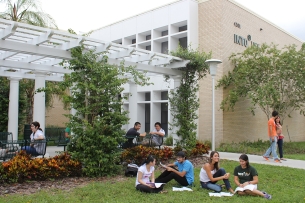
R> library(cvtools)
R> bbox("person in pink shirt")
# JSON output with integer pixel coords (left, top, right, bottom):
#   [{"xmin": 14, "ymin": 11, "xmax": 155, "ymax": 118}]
[{"xmin": 275, "ymin": 116, "xmax": 286, "ymax": 161}]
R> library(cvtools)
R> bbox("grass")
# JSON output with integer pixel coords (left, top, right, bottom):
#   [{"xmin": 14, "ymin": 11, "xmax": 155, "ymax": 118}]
[
  {"xmin": 2, "ymin": 159, "xmax": 305, "ymax": 203},
  {"xmin": 217, "ymin": 140, "xmax": 305, "ymax": 160}
]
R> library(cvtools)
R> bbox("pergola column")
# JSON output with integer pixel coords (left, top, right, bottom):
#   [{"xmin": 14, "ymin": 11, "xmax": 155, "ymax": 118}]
[
  {"xmin": 33, "ymin": 72, "xmax": 46, "ymax": 132},
  {"xmin": 128, "ymin": 81, "xmax": 138, "ymax": 128},
  {"xmin": 169, "ymin": 75, "xmax": 181, "ymax": 144},
  {"xmin": 8, "ymin": 77, "xmax": 21, "ymax": 140}
]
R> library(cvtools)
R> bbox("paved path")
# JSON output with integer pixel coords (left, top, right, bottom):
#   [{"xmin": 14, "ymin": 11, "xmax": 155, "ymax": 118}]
[
  {"xmin": 44, "ymin": 147, "xmax": 305, "ymax": 170},
  {"xmin": 218, "ymin": 152, "xmax": 305, "ymax": 170}
]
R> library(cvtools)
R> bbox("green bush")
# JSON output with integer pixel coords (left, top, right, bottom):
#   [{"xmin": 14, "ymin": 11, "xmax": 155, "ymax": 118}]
[{"xmin": 164, "ymin": 135, "xmax": 173, "ymax": 146}]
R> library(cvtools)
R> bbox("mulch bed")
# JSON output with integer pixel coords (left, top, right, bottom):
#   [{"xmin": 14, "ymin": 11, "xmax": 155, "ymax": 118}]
[{"xmin": 0, "ymin": 155, "xmax": 209, "ymax": 196}]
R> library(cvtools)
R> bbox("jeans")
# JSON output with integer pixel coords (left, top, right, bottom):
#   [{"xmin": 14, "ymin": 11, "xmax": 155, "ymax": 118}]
[
  {"xmin": 21, "ymin": 146, "xmax": 39, "ymax": 156},
  {"xmin": 200, "ymin": 168, "xmax": 232, "ymax": 192},
  {"xmin": 277, "ymin": 138, "xmax": 284, "ymax": 158},
  {"xmin": 155, "ymin": 167, "xmax": 189, "ymax": 186},
  {"xmin": 263, "ymin": 137, "xmax": 279, "ymax": 160}
]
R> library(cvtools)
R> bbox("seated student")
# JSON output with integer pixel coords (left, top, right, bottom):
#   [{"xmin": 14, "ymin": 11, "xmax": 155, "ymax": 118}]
[
  {"xmin": 141, "ymin": 122, "xmax": 165, "ymax": 146},
  {"xmin": 123, "ymin": 122, "xmax": 146, "ymax": 149},
  {"xmin": 64, "ymin": 127, "xmax": 71, "ymax": 143},
  {"xmin": 21, "ymin": 121, "xmax": 46, "ymax": 156},
  {"xmin": 0, "ymin": 148, "xmax": 8, "ymax": 157},
  {"xmin": 234, "ymin": 154, "xmax": 272, "ymax": 200},
  {"xmin": 135, "ymin": 155, "xmax": 167, "ymax": 193},
  {"xmin": 200, "ymin": 151, "xmax": 234, "ymax": 193},
  {"xmin": 155, "ymin": 151, "xmax": 194, "ymax": 186}
]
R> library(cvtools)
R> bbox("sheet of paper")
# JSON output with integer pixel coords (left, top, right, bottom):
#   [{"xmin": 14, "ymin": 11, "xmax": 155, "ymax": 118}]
[
  {"xmin": 172, "ymin": 187, "xmax": 193, "ymax": 191},
  {"xmin": 160, "ymin": 162, "xmax": 167, "ymax": 168}
]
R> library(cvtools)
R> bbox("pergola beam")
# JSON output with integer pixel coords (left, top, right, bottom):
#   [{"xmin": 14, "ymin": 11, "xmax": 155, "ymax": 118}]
[
  {"xmin": 0, "ymin": 60, "xmax": 72, "ymax": 74},
  {"xmin": 0, "ymin": 70, "xmax": 63, "ymax": 81}
]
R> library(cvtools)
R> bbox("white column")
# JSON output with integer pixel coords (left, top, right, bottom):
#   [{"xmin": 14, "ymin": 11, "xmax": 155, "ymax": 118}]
[
  {"xmin": 33, "ymin": 72, "xmax": 46, "ymax": 132},
  {"xmin": 128, "ymin": 81, "xmax": 138, "ymax": 128},
  {"xmin": 8, "ymin": 77, "xmax": 21, "ymax": 140},
  {"xmin": 169, "ymin": 75, "xmax": 181, "ymax": 145}
]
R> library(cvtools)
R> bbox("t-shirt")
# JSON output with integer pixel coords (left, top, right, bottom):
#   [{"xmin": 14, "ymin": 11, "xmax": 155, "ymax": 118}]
[
  {"xmin": 126, "ymin": 128, "xmax": 140, "ymax": 137},
  {"xmin": 30, "ymin": 130, "xmax": 46, "ymax": 154},
  {"xmin": 151, "ymin": 128, "xmax": 165, "ymax": 145},
  {"xmin": 268, "ymin": 118, "xmax": 276, "ymax": 137},
  {"xmin": 234, "ymin": 165, "xmax": 258, "ymax": 184},
  {"xmin": 65, "ymin": 127, "xmax": 71, "ymax": 142},
  {"xmin": 135, "ymin": 164, "xmax": 154, "ymax": 186},
  {"xmin": 174, "ymin": 160, "xmax": 194, "ymax": 185}
]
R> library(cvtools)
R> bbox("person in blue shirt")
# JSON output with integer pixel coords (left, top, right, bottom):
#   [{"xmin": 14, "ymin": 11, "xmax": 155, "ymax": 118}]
[{"xmin": 155, "ymin": 151, "xmax": 194, "ymax": 186}]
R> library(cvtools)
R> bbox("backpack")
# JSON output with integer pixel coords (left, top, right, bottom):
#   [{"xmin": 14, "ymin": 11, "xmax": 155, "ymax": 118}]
[{"xmin": 125, "ymin": 164, "xmax": 139, "ymax": 177}]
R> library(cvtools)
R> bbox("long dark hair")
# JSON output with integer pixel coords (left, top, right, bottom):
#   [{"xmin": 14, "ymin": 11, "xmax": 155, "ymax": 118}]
[
  {"xmin": 209, "ymin": 151, "xmax": 219, "ymax": 171},
  {"xmin": 32, "ymin": 121, "xmax": 43, "ymax": 132},
  {"xmin": 239, "ymin": 154, "xmax": 250, "ymax": 168},
  {"xmin": 275, "ymin": 116, "xmax": 281, "ymax": 125},
  {"xmin": 142, "ymin": 155, "xmax": 155, "ymax": 165}
]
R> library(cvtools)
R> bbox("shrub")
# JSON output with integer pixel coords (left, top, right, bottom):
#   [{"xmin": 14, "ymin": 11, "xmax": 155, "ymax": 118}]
[
  {"xmin": 173, "ymin": 140, "xmax": 209, "ymax": 157},
  {"xmin": 0, "ymin": 151, "xmax": 82, "ymax": 183},
  {"xmin": 164, "ymin": 135, "xmax": 173, "ymax": 146},
  {"xmin": 121, "ymin": 145, "xmax": 174, "ymax": 165}
]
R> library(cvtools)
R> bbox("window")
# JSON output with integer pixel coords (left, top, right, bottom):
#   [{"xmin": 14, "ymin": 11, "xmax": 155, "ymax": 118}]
[
  {"xmin": 132, "ymin": 39, "xmax": 136, "ymax": 44},
  {"xmin": 145, "ymin": 92, "xmax": 151, "ymax": 101},
  {"xmin": 161, "ymin": 91, "xmax": 168, "ymax": 100},
  {"xmin": 161, "ymin": 41, "xmax": 168, "ymax": 54},
  {"xmin": 179, "ymin": 25, "xmax": 187, "ymax": 32},
  {"xmin": 161, "ymin": 103, "xmax": 168, "ymax": 135},
  {"xmin": 146, "ymin": 45, "xmax": 151, "ymax": 51},
  {"xmin": 179, "ymin": 37, "xmax": 187, "ymax": 49},
  {"xmin": 145, "ymin": 104, "xmax": 150, "ymax": 133},
  {"xmin": 146, "ymin": 35, "xmax": 151, "ymax": 40},
  {"xmin": 161, "ymin": 30, "xmax": 168, "ymax": 36}
]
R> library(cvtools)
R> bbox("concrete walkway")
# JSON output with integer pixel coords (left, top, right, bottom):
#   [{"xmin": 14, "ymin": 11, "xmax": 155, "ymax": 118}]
[
  {"xmin": 218, "ymin": 151, "xmax": 305, "ymax": 170},
  {"xmin": 44, "ymin": 146, "xmax": 305, "ymax": 170}
]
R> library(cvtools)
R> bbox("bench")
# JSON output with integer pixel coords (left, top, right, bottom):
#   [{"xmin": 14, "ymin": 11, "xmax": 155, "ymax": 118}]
[
  {"xmin": 45, "ymin": 127, "xmax": 66, "ymax": 144},
  {"xmin": 137, "ymin": 134, "xmax": 164, "ymax": 149},
  {"xmin": 55, "ymin": 130, "xmax": 69, "ymax": 151},
  {"xmin": 0, "ymin": 132, "xmax": 21, "ymax": 161},
  {"xmin": 23, "ymin": 139, "xmax": 48, "ymax": 158}
]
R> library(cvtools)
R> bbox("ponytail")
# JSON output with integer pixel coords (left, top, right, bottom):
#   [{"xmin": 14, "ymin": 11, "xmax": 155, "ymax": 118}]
[{"xmin": 142, "ymin": 155, "xmax": 155, "ymax": 165}]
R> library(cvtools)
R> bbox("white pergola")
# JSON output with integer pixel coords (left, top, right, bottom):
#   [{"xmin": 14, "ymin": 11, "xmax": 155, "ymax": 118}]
[{"xmin": 0, "ymin": 19, "xmax": 187, "ymax": 140}]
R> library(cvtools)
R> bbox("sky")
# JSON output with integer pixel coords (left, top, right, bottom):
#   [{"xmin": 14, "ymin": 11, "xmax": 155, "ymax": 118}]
[{"xmin": 6, "ymin": 0, "xmax": 305, "ymax": 41}]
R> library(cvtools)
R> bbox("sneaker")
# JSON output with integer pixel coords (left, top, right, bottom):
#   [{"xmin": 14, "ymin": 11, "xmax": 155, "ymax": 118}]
[
  {"xmin": 264, "ymin": 193, "xmax": 272, "ymax": 200},
  {"xmin": 263, "ymin": 156, "xmax": 269, "ymax": 161},
  {"xmin": 274, "ymin": 159, "xmax": 282, "ymax": 163}
]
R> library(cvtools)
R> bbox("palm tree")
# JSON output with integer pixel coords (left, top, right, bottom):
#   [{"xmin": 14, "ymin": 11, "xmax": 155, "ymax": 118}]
[{"xmin": 0, "ymin": 0, "xmax": 57, "ymax": 28}]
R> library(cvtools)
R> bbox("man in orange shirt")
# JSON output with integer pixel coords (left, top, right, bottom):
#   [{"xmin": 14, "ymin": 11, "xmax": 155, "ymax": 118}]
[{"xmin": 263, "ymin": 111, "xmax": 281, "ymax": 163}]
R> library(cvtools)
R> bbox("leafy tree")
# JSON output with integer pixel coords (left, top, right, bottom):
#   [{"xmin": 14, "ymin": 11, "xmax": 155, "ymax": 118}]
[
  {"xmin": 59, "ymin": 40, "xmax": 150, "ymax": 177},
  {"xmin": 0, "ymin": 0, "xmax": 57, "ymax": 28},
  {"xmin": 217, "ymin": 43, "xmax": 305, "ymax": 123},
  {"xmin": 169, "ymin": 46, "xmax": 211, "ymax": 149}
]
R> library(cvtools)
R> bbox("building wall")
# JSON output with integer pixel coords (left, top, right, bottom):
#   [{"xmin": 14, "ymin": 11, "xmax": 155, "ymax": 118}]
[
  {"xmin": 45, "ymin": 96, "xmax": 69, "ymax": 127},
  {"xmin": 198, "ymin": 0, "xmax": 304, "ymax": 145}
]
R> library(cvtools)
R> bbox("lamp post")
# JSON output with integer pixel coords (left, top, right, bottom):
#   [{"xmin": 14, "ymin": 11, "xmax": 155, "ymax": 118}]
[{"xmin": 205, "ymin": 59, "xmax": 222, "ymax": 151}]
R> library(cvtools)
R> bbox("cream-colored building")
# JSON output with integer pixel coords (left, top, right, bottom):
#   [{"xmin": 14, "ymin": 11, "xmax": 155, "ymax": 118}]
[{"xmin": 48, "ymin": 0, "xmax": 304, "ymax": 144}]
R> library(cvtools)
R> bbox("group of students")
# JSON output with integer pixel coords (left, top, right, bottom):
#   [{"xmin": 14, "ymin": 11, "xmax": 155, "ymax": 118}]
[{"xmin": 135, "ymin": 151, "xmax": 272, "ymax": 200}]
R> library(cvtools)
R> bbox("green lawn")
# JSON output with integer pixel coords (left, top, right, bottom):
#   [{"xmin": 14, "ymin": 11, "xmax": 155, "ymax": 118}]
[
  {"xmin": 2, "ymin": 160, "xmax": 305, "ymax": 203},
  {"xmin": 285, "ymin": 154, "xmax": 305, "ymax": 161}
]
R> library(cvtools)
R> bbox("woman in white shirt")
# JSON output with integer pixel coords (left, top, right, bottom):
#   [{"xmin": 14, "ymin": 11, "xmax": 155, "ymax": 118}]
[
  {"xmin": 200, "ymin": 151, "xmax": 234, "ymax": 193},
  {"xmin": 135, "ymin": 155, "xmax": 166, "ymax": 193},
  {"xmin": 21, "ymin": 121, "xmax": 45, "ymax": 156}
]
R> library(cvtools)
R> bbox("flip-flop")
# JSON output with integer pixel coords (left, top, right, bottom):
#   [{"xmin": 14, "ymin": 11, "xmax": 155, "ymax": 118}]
[
  {"xmin": 159, "ymin": 190, "xmax": 168, "ymax": 194},
  {"xmin": 280, "ymin": 158, "xmax": 287, "ymax": 161}
]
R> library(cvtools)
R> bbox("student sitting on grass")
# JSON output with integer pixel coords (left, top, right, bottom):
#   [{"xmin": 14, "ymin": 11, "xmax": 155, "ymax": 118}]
[
  {"xmin": 135, "ymin": 155, "xmax": 167, "ymax": 193},
  {"xmin": 200, "ymin": 151, "xmax": 234, "ymax": 194},
  {"xmin": 155, "ymin": 151, "xmax": 194, "ymax": 187},
  {"xmin": 234, "ymin": 154, "xmax": 272, "ymax": 200}
]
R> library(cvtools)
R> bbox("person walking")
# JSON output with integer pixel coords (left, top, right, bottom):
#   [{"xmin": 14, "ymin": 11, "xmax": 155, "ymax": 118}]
[
  {"xmin": 263, "ymin": 111, "xmax": 281, "ymax": 163},
  {"xmin": 275, "ymin": 116, "xmax": 286, "ymax": 161}
]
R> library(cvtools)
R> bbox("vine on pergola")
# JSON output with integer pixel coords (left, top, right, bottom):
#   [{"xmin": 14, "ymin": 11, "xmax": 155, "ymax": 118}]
[{"xmin": 168, "ymin": 46, "xmax": 211, "ymax": 150}]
